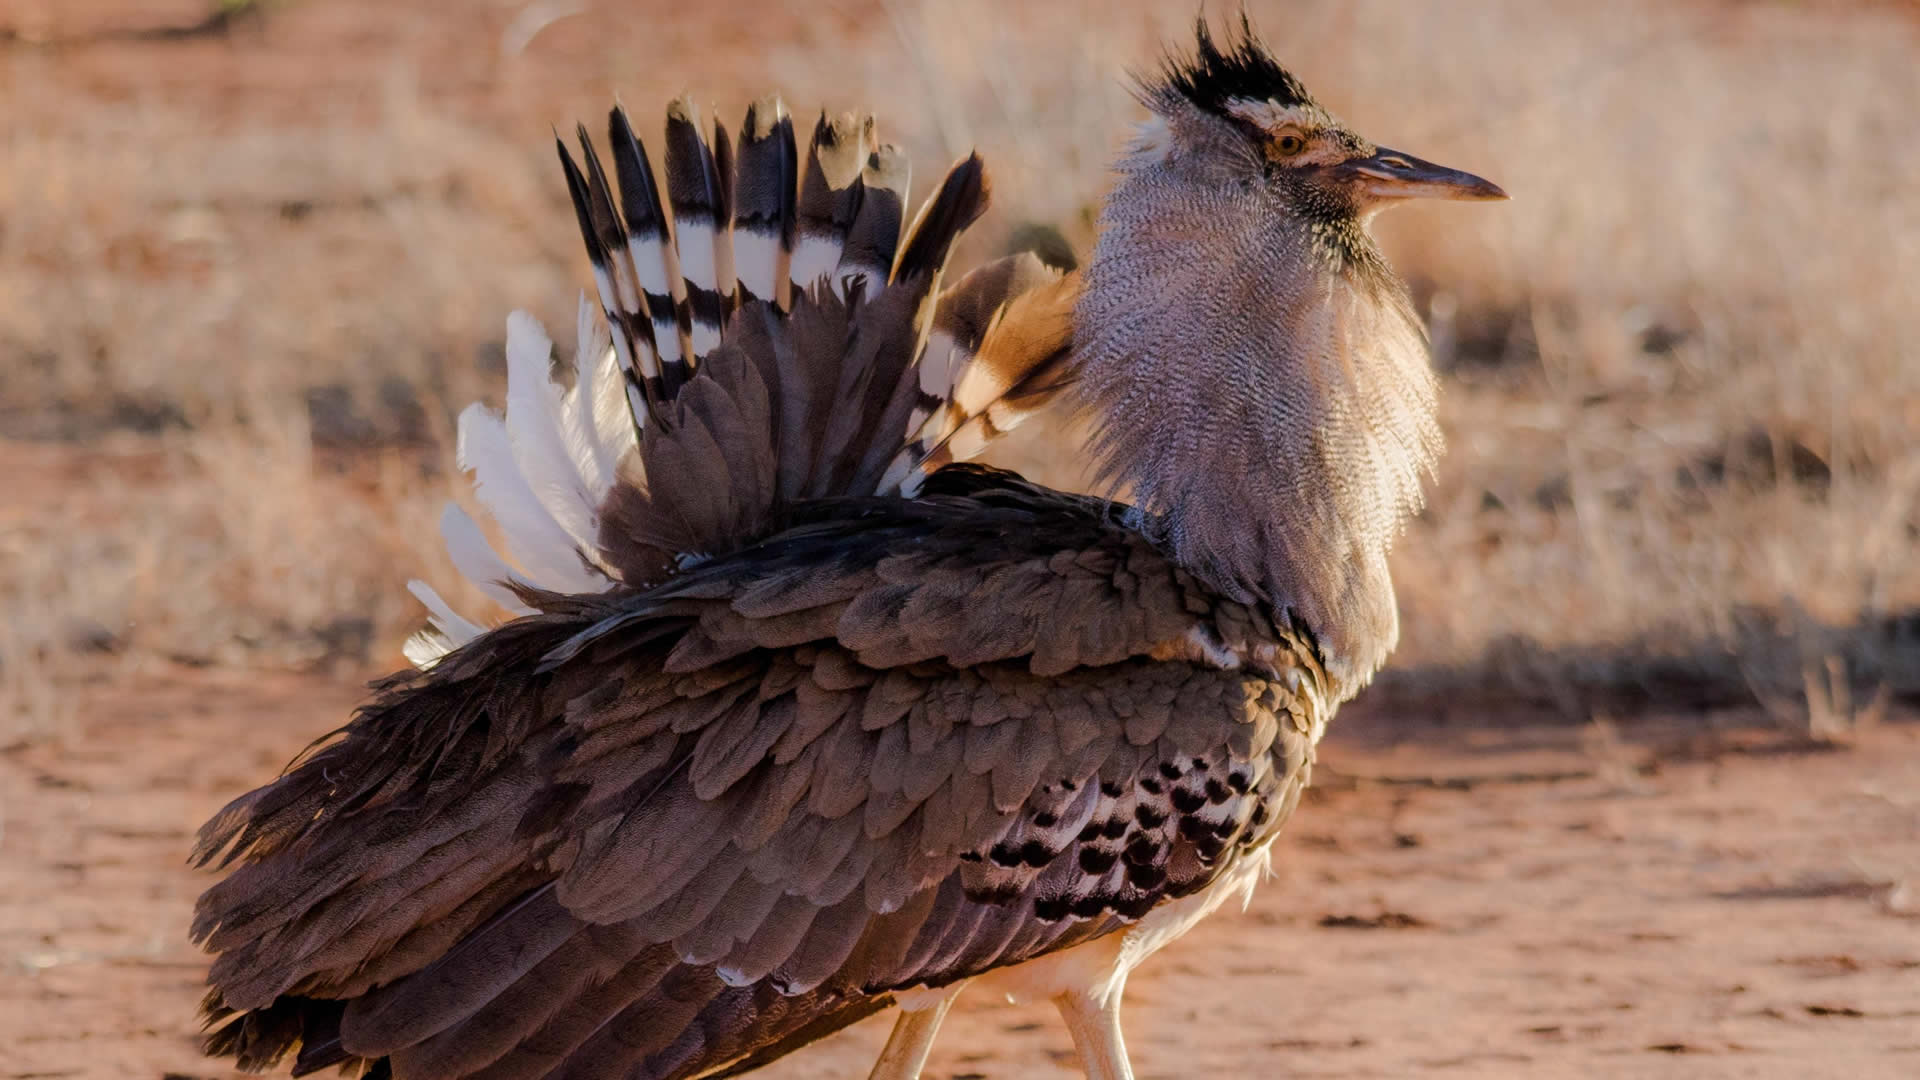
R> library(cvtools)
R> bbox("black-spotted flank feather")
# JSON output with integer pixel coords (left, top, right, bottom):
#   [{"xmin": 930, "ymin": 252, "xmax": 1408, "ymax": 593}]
[{"xmin": 1155, "ymin": 15, "xmax": 1315, "ymax": 117}]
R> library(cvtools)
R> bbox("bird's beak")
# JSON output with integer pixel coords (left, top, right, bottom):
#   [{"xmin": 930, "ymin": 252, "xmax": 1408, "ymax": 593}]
[{"xmin": 1338, "ymin": 146, "xmax": 1508, "ymax": 202}]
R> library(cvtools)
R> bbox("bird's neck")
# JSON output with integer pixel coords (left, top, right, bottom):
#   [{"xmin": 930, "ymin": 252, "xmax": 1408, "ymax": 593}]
[{"xmin": 1071, "ymin": 178, "xmax": 1441, "ymax": 693}]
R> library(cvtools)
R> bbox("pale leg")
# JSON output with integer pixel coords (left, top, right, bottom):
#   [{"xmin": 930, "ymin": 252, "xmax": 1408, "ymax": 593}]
[
  {"xmin": 866, "ymin": 993, "xmax": 959, "ymax": 1080},
  {"xmin": 1053, "ymin": 985, "xmax": 1134, "ymax": 1080}
]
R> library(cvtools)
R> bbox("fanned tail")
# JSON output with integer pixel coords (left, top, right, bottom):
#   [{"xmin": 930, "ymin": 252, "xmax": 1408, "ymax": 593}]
[{"xmin": 407, "ymin": 98, "xmax": 1076, "ymax": 667}]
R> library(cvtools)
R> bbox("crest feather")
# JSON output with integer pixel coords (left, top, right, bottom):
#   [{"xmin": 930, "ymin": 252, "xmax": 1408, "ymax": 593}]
[{"xmin": 1152, "ymin": 15, "xmax": 1315, "ymax": 118}]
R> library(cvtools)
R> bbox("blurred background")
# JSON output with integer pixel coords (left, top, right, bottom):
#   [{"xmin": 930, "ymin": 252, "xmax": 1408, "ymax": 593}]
[
  {"xmin": 6, "ymin": 0, "xmax": 1917, "ymax": 728},
  {"xmin": 3, "ymin": 2, "xmax": 1917, "ymax": 1077}
]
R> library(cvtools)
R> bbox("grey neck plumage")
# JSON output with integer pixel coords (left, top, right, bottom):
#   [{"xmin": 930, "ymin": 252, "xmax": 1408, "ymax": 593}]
[{"xmin": 1071, "ymin": 141, "xmax": 1441, "ymax": 694}]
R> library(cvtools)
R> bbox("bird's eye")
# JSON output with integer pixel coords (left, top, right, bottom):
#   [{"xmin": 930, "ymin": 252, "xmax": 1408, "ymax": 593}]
[{"xmin": 1274, "ymin": 134, "xmax": 1306, "ymax": 156}]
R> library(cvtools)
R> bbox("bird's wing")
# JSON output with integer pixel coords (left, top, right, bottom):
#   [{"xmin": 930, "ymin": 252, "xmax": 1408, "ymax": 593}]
[{"xmin": 191, "ymin": 471, "xmax": 1324, "ymax": 1080}]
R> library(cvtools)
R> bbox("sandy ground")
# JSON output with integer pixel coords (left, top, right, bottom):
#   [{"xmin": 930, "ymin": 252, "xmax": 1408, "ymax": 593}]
[{"xmin": 5, "ymin": 655, "xmax": 1916, "ymax": 1080}]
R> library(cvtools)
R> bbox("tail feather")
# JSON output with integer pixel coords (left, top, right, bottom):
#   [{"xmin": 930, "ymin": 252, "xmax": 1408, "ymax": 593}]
[
  {"xmin": 791, "ymin": 111, "xmax": 870, "ymax": 296},
  {"xmin": 732, "ymin": 96, "xmax": 798, "ymax": 311},
  {"xmin": 836, "ymin": 143, "xmax": 908, "ymax": 293},
  {"xmin": 504, "ymin": 312, "xmax": 602, "ymax": 556},
  {"xmin": 884, "ymin": 255, "xmax": 1081, "ymax": 494},
  {"xmin": 455, "ymin": 406, "xmax": 605, "ymax": 596},
  {"xmin": 558, "ymin": 130, "xmax": 665, "ymax": 423},
  {"xmin": 563, "ymin": 294, "xmax": 629, "ymax": 502},
  {"xmin": 892, "ymin": 153, "xmax": 987, "ymax": 285},
  {"xmin": 663, "ymin": 97, "xmax": 734, "ymax": 371},
  {"xmin": 913, "ymin": 342, "xmax": 1075, "ymax": 480},
  {"xmin": 402, "ymin": 581, "xmax": 484, "ymax": 668},
  {"xmin": 711, "ymin": 117, "xmax": 738, "ymax": 302},
  {"xmin": 918, "ymin": 253, "xmax": 1065, "ymax": 400},
  {"xmin": 609, "ymin": 106, "xmax": 694, "ymax": 374}
]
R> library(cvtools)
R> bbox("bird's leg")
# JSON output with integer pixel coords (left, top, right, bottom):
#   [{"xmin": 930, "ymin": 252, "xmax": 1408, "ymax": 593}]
[
  {"xmin": 866, "ymin": 992, "xmax": 960, "ymax": 1080},
  {"xmin": 1053, "ymin": 985, "xmax": 1135, "ymax": 1080}
]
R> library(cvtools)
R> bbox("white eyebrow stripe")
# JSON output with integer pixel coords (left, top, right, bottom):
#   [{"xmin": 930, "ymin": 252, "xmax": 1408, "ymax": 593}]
[{"xmin": 1223, "ymin": 98, "xmax": 1328, "ymax": 132}]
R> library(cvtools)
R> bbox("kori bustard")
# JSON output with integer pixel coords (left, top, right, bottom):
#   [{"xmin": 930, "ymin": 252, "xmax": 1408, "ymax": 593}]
[{"xmin": 192, "ymin": 19, "xmax": 1503, "ymax": 1080}]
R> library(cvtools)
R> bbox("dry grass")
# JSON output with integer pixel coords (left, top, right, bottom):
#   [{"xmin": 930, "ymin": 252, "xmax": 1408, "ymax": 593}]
[{"xmin": 3, "ymin": 0, "xmax": 1917, "ymax": 739}]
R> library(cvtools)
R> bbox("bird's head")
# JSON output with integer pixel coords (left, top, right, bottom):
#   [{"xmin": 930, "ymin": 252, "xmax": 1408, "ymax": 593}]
[{"xmin": 1123, "ymin": 16, "xmax": 1505, "ymax": 269}]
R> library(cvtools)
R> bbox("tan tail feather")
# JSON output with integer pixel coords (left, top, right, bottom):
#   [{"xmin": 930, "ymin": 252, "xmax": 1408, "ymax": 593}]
[{"xmin": 884, "ymin": 261, "xmax": 1082, "ymax": 492}]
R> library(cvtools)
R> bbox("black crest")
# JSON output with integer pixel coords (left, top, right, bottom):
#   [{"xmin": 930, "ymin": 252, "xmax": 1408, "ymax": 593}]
[{"xmin": 1155, "ymin": 15, "xmax": 1316, "ymax": 118}]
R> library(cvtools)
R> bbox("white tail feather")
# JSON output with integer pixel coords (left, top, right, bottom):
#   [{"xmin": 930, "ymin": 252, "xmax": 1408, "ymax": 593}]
[
  {"xmin": 407, "ymin": 579, "xmax": 485, "ymax": 645},
  {"xmin": 402, "ymin": 628, "xmax": 453, "ymax": 669},
  {"xmin": 455, "ymin": 404, "xmax": 604, "ymax": 594},
  {"xmin": 505, "ymin": 312, "xmax": 608, "ymax": 562},
  {"xmin": 569, "ymin": 297, "xmax": 638, "ymax": 492},
  {"xmin": 588, "ymin": 372, "xmax": 639, "ymax": 491},
  {"xmin": 437, "ymin": 503, "xmax": 539, "ymax": 615},
  {"xmin": 676, "ymin": 220, "xmax": 719, "ymax": 297},
  {"xmin": 562, "ymin": 295, "xmax": 623, "ymax": 496}
]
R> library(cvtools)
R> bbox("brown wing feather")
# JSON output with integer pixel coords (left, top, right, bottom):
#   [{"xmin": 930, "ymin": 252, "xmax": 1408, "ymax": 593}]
[{"xmin": 193, "ymin": 469, "xmax": 1324, "ymax": 1079}]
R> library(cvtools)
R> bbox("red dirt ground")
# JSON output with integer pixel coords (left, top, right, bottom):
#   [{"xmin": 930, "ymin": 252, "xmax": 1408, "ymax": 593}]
[{"xmin": 5, "ymin": 661, "xmax": 1916, "ymax": 1079}]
